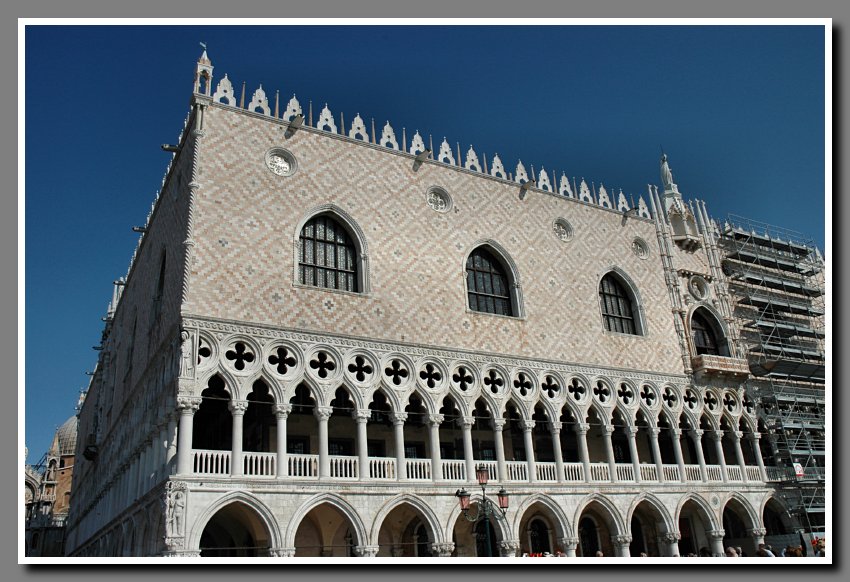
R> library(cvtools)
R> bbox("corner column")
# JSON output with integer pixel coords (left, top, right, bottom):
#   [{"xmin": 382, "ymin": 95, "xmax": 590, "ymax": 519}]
[
  {"xmin": 662, "ymin": 532, "xmax": 681, "ymax": 557},
  {"xmin": 558, "ymin": 536, "xmax": 579, "ymax": 557},
  {"xmin": 176, "ymin": 397, "xmax": 201, "ymax": 476},
  {"xmin": 612, "ymin": 535, "xmax": 632, "ymax": 557},
  {"xmin": 229, "ymin": 400, "xmax": 249, "ymax": 477}
]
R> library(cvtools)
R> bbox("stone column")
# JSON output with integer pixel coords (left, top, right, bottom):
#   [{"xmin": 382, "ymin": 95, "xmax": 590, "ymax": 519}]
[
  {"xmin": 612, "ymin": 534, "xmax": 632, "ymax": 557},
  {"xmin": 166, "ymin": 414, "xmax": 178, "ymax": 472},
  {"xmin": 176, "ymin": 397, "xmax": 200, "ymax": 476},
  {"xmin": 649, "ymin": 427, "xmax": 665, "ymax": 483},
  {"xmin": 229, "ymin": 401, "xmax": 249, "ymax": 477},
  {"xmin": 749, "ymin": 432, "xmax": 768, "ymax": 481},
  {"xmin": 576, "ymin": 423, "xmax": 591, "ymax": 483},
  {"xmin": 316, "ymin": 406, "xmax": 333, "ymax": 479},
  {"xmin": 670, "ymin": 428, "xmax": 687, "ymax": 482},
  {"xmin": 522, "ymin": 420, "xmax": 537, "ymax": 482},
  {"xmin": 748, "ymin": 527, "xmax": 766, "ymax": 552},
  {"xmin": 354, "ymin": 545, "xmax": 380, "ymax": 557},
  {"xmin": 392, "ymin": 412, "xmax": 408, "ymax": 481},
  {"xmin": 733, "ymin": 430, "xmax": 748, "ymax": 482},
  {"xmin": 707, "ymin": 529, "xmax": 725, "ymax": 557},
  {"xmin": 551, "ymin": 422, "xmax": 565, "ymax": 482},
  {"xmin": 427, "ymin": 413, "xmax": 444, "ymax": 482},
  {"xmin": 662, "ymin": 532, "xmax": 681, "ymax": 557},
  {"xmin": 353, "ymin": 409, "xmax": 370, "ymax": 480},
  {"xmin": 558, "ymin": 536, "xmax": 579, "ymax": 557},
  {"xmin": 430, "ymin": 542, "xmax": 455, "ymax": 557},
  {"xmin": 493, "ymin": 418, "xmax": 508, "ymax": 482},
  {"xmin": 603, "ymin": 425, "xmax": 617, "ymax": 482},
  {"xmin": 626, "ymin": 426, "xmax": 641, "ymax": 483},
  {"xmin": 459, "ymin": 416, "xmax": 476, "ymax": 483},
  {"xmin": 498, "ymin": 539, "xmax": 520, "ymax": 557},
  {"xmin": 274, "ymin": 404, "xmax": 291, "ymax": 478},
  {"xmin": 690, "ymin": 429, "xmax": 708, "ymax": 482},
  {"xmin": 711, "ymin": 431, "xmax": 728, "ymax": 483}
]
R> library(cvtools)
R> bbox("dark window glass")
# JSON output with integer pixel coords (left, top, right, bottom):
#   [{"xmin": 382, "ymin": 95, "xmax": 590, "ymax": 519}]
[
  {"xmin": 599, "ymin": 274, "xmax": 638, "ymax": 335},
  {"xmin": 466, "ymin": 248, "xmax": 514, "ymax": 316},
  {"xmin": 299, "ymin": 215, "xmax": 358, "ymax": 292},
  {"xmin": 692, "ymin": 311, "xmax": 720, "ymax": 355}
]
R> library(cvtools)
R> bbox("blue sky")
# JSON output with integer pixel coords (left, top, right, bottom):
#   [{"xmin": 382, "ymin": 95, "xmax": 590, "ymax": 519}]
[{"xmin": 23, "ymin": 23, "xmax": 826, "ymax": 460}]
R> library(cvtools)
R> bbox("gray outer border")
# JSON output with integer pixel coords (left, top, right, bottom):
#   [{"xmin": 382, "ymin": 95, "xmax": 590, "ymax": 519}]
[{"xmin": 7, "ymin": 5, "xmax": 842, "ymax": 582}]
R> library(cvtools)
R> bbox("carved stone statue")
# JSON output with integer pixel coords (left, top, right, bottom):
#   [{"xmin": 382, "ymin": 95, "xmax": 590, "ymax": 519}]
[
  {"xmin": 660, "ymin": 153, "xmax": 676, "ymax": 191},
  {"xmin": 179, "ymin": 330, "xmax": 193, "ymax": 378}
]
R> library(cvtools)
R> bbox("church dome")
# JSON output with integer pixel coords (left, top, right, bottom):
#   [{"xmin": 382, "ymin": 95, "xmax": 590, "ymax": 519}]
[{"xmin": 55, "ymin": 416, "xmax": 78, "ymax": 456}]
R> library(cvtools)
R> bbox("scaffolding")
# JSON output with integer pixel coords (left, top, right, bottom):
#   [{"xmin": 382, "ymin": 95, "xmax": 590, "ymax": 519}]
[{"xmin": 717, "ymin": 214, "xmax": 826, "ymax": 532}]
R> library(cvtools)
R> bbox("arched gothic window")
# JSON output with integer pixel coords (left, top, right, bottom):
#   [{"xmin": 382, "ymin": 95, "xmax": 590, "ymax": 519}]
[
  {"xmin": 691, "ymin": 309, "xmax": 725, "ymax": 356},
  {"xmin": 599, "ymin": 273, "xmax": 639, "ymax": 335},
  {"xmin": 299, "ymin": 215, "xmax": 358, "ymax": 292},
  {"xmin": 466, "ymin": 247, "xmax": 514, "ymax": 316}
]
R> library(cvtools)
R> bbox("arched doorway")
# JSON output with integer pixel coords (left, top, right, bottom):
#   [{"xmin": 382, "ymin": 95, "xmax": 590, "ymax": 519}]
[
  {"xmin": 375, "ymin": 502, "xmax": 437, "ymax": 557},
  {"xmin": 293, "ymin": 502, "xmax": 359, "ymax": 557},
  {"xmin": 677, "ymin": 498, "xmax": 716, "ymax": 556},
  {"xmin": 576, "ymin": 500, "xmax": 619, "ymax": 556},
  {"xmin": 199, "ymin": 502, "xmax": 272, "ymax": 556},
  {"xmin": 451, "ymin": 501, "xmax": 501, "ymax": 557},
  {"xmin": 629, "ymin": 500, "xmax": 668, "ymax": 556},
  {"xmin": 722, "ymin": 498, "xmax": 757, "ymax": 556}
]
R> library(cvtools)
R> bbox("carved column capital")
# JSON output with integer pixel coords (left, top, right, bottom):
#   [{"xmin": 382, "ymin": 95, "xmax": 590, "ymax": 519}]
[
  {"xmin": 353, "ymin": 409, "xmax": 371, "ymax": 423},
  {"xmin": 710, "ymin": 431, "xmax": 724, "ymax": 442},
  {"xmin": 691, "ymin": 429, "xmax": 704, "ymax": 438},
  {"xmin": 748, "ymin": 432, "xmax": 762, "ymax": 441},
  {"xmin": 521, "ymin": 420, "xmax": 535, "ymax": 432},
  {"xmin": 550, "ymin": 421, "xmax": 562, "ymax": 433},
  {"xmin": 650, "ymin": 427, "xmax": 662, "ymax": 438},
  {"xmin": 177, "ymin": 397, "xmax": 201, "ymax": 413},
  {"xmin": 391, "ymin": 412, "xmax": 408, "ymax": 426},
  {"xmin": 353, "ymin": 545, "xmax": 380, "ymax": 557},
  {"xmin": 273, "ymin": 547, "xmax": 296, "ymax": 557},
  {"xmin": 558, "ymin": 536, "xmax": 579, "ymax": 548},
  {"xmin": 575, "ymin": 422, "xmax": 590, "ymax": 434},
  {"xmin": 602, "ymin": 425, "xmax": 615, "ymax": 436},
  {"xmin": 273, "ymin": 404, "xmax": 292, "ymax": 419},
  {"xmin": 492, "ymin": 418, "xmax": 506, "ymax": 431},
  {"xmin": 625, "ymin": 426, "xmax": 639, "ymax": 438},
  {"xmin": 498, "ymin": 539, "xmax": 520, "ymax": 557},
  {"xmin": 662, "ymin": 532, "xmax": 681, "ymax": 543},
  {"xmin": 733, "ymin": 430, "xmax": 744, "ymax": 440},
  {"xmin": 427, "ymin": 413, "xmax": 445, "ymax": 426},
  {"xmin": 314, "ymin": 406, "xmax": 334, "ymax": 421},
  {"xmin": 229, "ymin": 400, "xmax": 249, "ymax": 415},
  {"xmin": 458, "ymin": 416, "xmax": 475, "ymax": 429},
  {"xmin": 430, "ymin": 542, "xmax": 455, "ymax": 557},
  {"xmin": 671, "ymin": 428, "xmax": 683, "ymax": 437},
  {"xmin": 747, "ymin": 527, "xmax": 767, "ymax": 537},
  {"xmin": 707, "ymin": 529, "xmax": 725, "ymax": 541},
  {"xmin": 612, "ymin": 534, "xmax": 632, "ymax": 546}
]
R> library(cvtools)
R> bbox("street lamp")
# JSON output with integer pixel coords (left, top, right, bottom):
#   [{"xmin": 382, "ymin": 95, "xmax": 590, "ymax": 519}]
[{"xmin": 455, "ymin": 465, "xmax": 509, "ymax": 557}]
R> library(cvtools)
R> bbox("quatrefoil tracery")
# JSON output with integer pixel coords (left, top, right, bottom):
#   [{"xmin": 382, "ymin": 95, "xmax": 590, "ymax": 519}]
[
  {"xmin": 419, "ymin": 363, "xmax": 443, "ymax": 389},
  {"xmin": 309, "ymin": 351, "xmax": 336, "ymax": 379},
  {"xmin": 663, "ymin": 387, "xmax": 678, "ymax": 408},
  {"xmin": 225, "ymin": 342, "xmax": 255, "ymax": 371},
  {"xmin": 542, "ymin": 376, "xmax": 560, "ymax": 399},
  {"xmin": 268, "ymin": 346, "xmax": 297, "ymax": 375},
  {"xmin": 640, "ymin": 385, "xmax": 657, "ymax": 407},
  {"xmin": 593, "ymin": 381, "xmax": 611, "ymax": 404},
  {"xmin": 484, "ymin": 369, "xmax": 504, "ymax": 394},
  {"xmin": 568, "ymin": 378, "xmax": 586, "ymax": 401},
  {"xmin": 347, "ymin": 355, "xmax": 374, "ymax": 383},
  {"xmin": 617, "ymin": 383, "xmax": 634, "ymax": 405},
  {"xmin": 513, "ymin": 373, "xmax": 533, "ymax": 397},
  {"xmin": 452, "ymin": 367, "xmax": 474, "ymax": 392},
  {"xmin": 384, "ymin": 359, "xmax": 409, "ymax": 386}
]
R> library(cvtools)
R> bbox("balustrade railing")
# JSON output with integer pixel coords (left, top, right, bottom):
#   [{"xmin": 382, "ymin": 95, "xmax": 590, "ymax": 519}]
[
  {"xmin": 662, "ymin": 464, "xmax": 681, "ymax": 482},
  {"xmin": 563, "ymin": 462, "xmax": 584, "ymax": 482},
  {"xmin": 746, "ymin": 466, "xmax": 764, "ymax": 481},
  {"xmin": 589, "ymin": 463, "xmax": 610, "ymax": 482},
  {"xmin": 289, "ymin": 454, "xmax": 318, "ymax": 478},
  {"xmin": 705, "ymin": 465, "xmax": 724, "ymax": 482},
  {"xmin": 330, "ymin": 456, "xmax": 358, "ymax": 480},
  {"xmin": 369, "ymin": 457, "xmax": 396, "ymax": 480},
  {"xmin": 243, "ymin": 452, "xmax": 276, "ymax": 476},
  {"xmin": 684, "ymin": 464, "xmax": 703, "ymax": 482},
  {"xmin": 193, "ymin": 449, "xmax": 231, "ymax": 475},
  {"xmin": 441, "ymin": 460, "xmax": 465, "ymax": 481},
  {"xmin": 536, "ymin": 462, "xmax": 557, "ymax": 482},
  {"xmin": 506, "ymin": 461, "xmax": 528, "ymax": 482},
  {"xmin": 615, "ymin": 463, "xmax": 634, "ymax": 482},
  {"xmin": 639, "ymin": 464, "xmax": 658, "ymax": 482},
  {"xmin": 477, "ymin": 460, "xmax": 499, "ymax": 482},
  {"xmin": 406, "ymin": 459, "xmax": 432, "ymax": 481},
  {"xmin": 726, "ymin": 465, "xmax": 743, "ymax": 482}
]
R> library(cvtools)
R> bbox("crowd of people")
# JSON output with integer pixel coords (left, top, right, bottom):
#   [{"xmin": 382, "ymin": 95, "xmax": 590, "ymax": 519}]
[{"xmin": 518, "ymin": 538, "xmax": 826, "ymax": 558}]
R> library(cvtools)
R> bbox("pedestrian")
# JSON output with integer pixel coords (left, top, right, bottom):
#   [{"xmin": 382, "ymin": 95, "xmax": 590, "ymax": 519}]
[
  {"xmin": 736, "ymin": 546, "xmax": 744, "ymax": 557},
  {"xmin": 725, "ymin": 546, "xmax": 738, "ymax": 557},
  {"xmin": 595, "ymin": 550, "xmax": 604, "ymax": 557}
]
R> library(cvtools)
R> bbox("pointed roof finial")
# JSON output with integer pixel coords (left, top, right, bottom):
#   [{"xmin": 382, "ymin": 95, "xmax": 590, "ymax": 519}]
[{"xmin": 198, "ymin": 42, "xmax": 210, "ymax": 64}]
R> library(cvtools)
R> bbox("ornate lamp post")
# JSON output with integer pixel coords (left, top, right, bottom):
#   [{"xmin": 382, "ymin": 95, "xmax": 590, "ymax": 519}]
[{"xmin": 455, "ymin": 465, "xmax": 509, "ymax": 557}]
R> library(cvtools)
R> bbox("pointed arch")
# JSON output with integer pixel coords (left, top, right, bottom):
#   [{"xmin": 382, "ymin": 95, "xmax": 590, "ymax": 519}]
[
  {"xmin": 688, "ymin": 305, "xmax": 731, "ymax": 357},
  {"xmin": 721, "ymin": 492, "xmax": 760, "ymax": 530},
  {"xmin": 445, "ymin": 493, "xmax": 512, "ymax": 545},
  {"xmin": 625, "ymin": 493, "xmax": 676, "ymax": 533},
  {"xmin": 369, "ymin": 494, "xmax": 446, "ymax": 546},
  {"xmin": 573, "ymin": 493, "xmax": 627, "ymax": 536},
  {"xmin": 675, "ymin": 493, "xmax": 721, "ymax": 531},
  {"xmin": 243, "ymin": 368, "xmax": 285, "ymax": 405},
  {"xmin": 598, "ymin": 267, "xmax": 647, "ymax": 336},
  {"xmin": 463, "ymin": 239, "xmax": 525, "ymax": 318},
  {"xmin": 187, "ymin": 490, "xmax": 283, "ymax": 554},
  {"xmin": 294, "ymin": 204, "xmax": 370, "ymax": 294},
  {"xmin": 285, "ymin": 493, "xmax": 368, "ymax": 548},
  {"xmin": 512, "ymin": 493, "xmax": 574, "ymax": 540}
]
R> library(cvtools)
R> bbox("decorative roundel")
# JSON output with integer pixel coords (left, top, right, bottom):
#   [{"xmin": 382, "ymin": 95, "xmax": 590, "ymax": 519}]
[
  {"xmin": 661, "ymin": 386, "xmax": 680, "ymax": 411},
  {"xmin": 223, "ymin": 337, "xmax": 261, "ymax": 374},
  {"xmin": 417, "ymin": 359, "xmax": 448, "ymax": 391},
  {"xmin": 344, "ymin": 350, "xmax": 379, "ymax": 387},
  {"xmin": 722, "ymin": 391, "xmax": 740, "ymax": 414},
  {"xmin": 381, "ymin": 354, "xmax": 415, "ymax": 389},
  {"xmin": 565, "ymin": 376, "xmax": 589, "ymax": 404},
  {"xmin": 540, "ymin": 372, "xmax": 563, "ymax": 400},
  {"xmin": 688, "ymin": 275, "xmax": 709, "ymax": 300},
  {"xmin": 264, "ymin": 341, "xmax": 302, "ymax": 379},
  {"xmin": 553, "ymin": 218, "xmax": 574, "ymax": 243},
  {"xmin": 639, "ymin": 384, "xmax": 660, "ymax": 409},
  {"xmin": 196, "ymin": 334, "xmax": 217, "ymax": 370},
  {"xmin": 450, "ymin": 362, "xmax": 479, "ymax": 394},
  {"xmin": 702, "ymin": 389, "xmax": 720, "ymax": 413},
  {"xmin": 683, "ymin": 388, "xmax": 700, "ymax": 412},
  {"xmin": 616, "ymin": 382, "xmax": 638, "ymax": 408},
  {"xmin": 305, "ymin": 346, "xmax": 342, "ymax": 382},
  {"xmin": 742, "ymin": 394, "xmax": 755, "ymax": 415},
  {"xmin": 426, "ymin": 186, "xmax": 452, "ymax": 213},
  {"xmin": 592, "ymin": 379, "xmax": 614, "ymax": 406},
  {"xmin": 265, "ymin": 147, "xmax": 298, "ymax": 177},
  {"xmin": 481, "ymin": 366, "xmax": 507, "ymax": 396},
  {"xmin": 512, "ymin": 369, "xmax": 537, "ymax": 400},
  {"xmin": 632, "ymin": 237, "xmax": 649, "ymax": 260}
]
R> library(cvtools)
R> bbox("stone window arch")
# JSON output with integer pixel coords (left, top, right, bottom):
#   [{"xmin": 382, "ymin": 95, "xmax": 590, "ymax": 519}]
[
  {"xmin": 690, "ymin": 307, "xmax": 729, "ymax": 356},
  {"xmin": 599, "ymin": 270, "xmax": 644, "ymax": 336},
  {"xmin": 465, "ymin": 243, "xmax": 523, "ymax": 317},
  {"xmin": 295, "ymin": 207, "xmax": 370, "ymax": 294}
]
